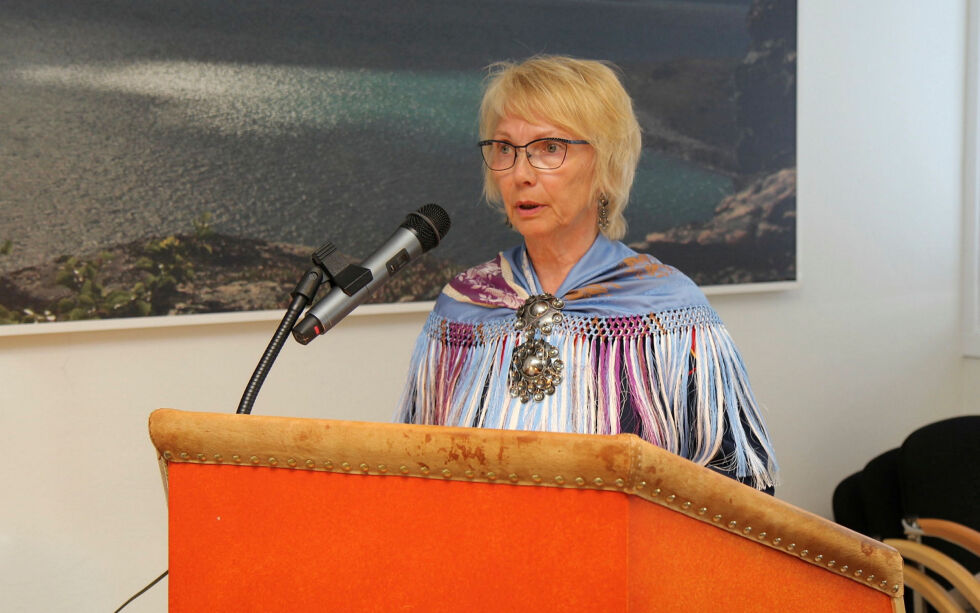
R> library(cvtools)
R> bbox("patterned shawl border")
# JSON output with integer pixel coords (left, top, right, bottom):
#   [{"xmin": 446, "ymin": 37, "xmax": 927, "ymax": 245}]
[{"xmin": 421, "ymin": 305, "xmax": 724, "ymax": 347}]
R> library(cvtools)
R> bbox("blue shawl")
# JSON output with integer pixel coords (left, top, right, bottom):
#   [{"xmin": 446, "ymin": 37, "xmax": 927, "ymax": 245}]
[{"xmin": 395, "ymin": 234, "xmax": 778, "ymax": 489}]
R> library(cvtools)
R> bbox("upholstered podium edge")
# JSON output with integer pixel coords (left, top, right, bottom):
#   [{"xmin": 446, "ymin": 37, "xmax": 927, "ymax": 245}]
[{"xmin": 148, "ymin": 408, "xmax": 904, "ymax": 599}]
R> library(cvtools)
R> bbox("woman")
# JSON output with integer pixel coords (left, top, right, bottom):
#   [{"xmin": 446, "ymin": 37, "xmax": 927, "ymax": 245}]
[{"xmin": 396, "ymin": 55, "xmax": 777, "ymax": 492}]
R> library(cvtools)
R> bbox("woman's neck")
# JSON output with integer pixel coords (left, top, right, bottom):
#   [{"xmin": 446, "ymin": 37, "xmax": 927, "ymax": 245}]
[{"xmin": 524, "ymin": 231, "xmax": 599, "ymax": 295}]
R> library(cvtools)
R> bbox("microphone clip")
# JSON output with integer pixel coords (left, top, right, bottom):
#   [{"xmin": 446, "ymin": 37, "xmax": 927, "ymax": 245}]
[{"xmin": 311, "ymin": 241, "xmax": 372, "ymax": 297}]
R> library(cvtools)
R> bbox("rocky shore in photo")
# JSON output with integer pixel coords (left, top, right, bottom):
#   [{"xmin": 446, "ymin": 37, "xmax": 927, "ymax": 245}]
[
  {"xmin": 629, "ymin": 168, "xmax": 796, "ymax": 286},
  {"xmin": 0, "ymin": 227, "xmax": 457, "ymax": 325}
]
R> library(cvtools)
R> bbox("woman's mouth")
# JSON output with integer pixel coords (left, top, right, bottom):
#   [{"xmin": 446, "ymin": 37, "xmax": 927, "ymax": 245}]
[{"xmin": 515, "ymin": 201, "xmax": 544, "ymax": 215}]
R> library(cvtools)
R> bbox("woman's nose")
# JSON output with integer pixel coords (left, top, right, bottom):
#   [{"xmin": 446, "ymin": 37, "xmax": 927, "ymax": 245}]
[{"xmin": 511, "ymin": 150, "xmax": 537, "ymax": 182}]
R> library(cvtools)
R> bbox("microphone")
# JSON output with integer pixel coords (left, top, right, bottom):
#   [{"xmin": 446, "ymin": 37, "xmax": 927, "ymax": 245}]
[{"xmin": 291, "ymin": 204, "xmax": 451, "ymax": 344}]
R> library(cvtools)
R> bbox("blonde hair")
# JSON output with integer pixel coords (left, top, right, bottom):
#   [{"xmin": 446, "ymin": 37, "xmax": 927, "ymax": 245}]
[{"xmin": 478, "ymin": 55, "xmax": 642, "ymax": 240}]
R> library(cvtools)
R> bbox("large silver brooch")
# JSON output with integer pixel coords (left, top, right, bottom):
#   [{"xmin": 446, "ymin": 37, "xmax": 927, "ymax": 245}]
[{"xmin": 509, "ymin": 294, "xmax": 565, "ymax": 403}]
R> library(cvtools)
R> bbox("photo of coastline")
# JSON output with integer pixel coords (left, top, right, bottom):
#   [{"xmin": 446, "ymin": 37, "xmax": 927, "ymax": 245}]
[{"xmin": 0, "ymin": 0, "xmax": 796, "ymax": 326}]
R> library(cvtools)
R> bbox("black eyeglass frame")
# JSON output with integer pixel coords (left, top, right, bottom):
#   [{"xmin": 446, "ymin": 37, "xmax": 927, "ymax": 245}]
[{"xmin": 477, "ymin": 137, "xmax": 591, "ymax": 171}]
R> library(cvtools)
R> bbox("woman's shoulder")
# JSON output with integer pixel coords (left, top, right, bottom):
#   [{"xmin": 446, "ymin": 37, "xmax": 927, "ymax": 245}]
[
  {"xmin": 440, "ymin": 251, "xmax": 526, "ymax": 309},
  {"xmin": 561, "ymin": 238, "xmax": 708, "ymax": 313},
  {"xmin": 428, "ymin": 249, "xmax": 527, "ymax": 322}
]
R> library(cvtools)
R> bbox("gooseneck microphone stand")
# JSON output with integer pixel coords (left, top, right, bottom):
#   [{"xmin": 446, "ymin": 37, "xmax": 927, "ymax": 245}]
[{"xmin": 235, "ymin": 242, "xmax": 348, "ymax": 415}]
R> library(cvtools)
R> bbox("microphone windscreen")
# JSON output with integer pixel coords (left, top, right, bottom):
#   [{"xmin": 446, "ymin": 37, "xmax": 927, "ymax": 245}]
[{"xmin": 403, "ymin": 203, "xmax": 451, "ymax": 251}]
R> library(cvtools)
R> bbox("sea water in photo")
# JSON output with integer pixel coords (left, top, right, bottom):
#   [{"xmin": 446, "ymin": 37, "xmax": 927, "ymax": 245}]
[{"xmin": 0, "ymin": 0, "xmax": 747, "ymax": 275}]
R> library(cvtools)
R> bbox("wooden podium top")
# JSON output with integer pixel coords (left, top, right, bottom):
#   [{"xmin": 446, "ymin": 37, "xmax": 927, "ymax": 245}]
[{"xmin": 150, "ymin": 408, "xmax": 903, "ymax": 600}]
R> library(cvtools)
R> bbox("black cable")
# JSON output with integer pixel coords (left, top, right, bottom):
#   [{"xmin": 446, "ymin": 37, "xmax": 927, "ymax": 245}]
[{"xmin": 113, "ymin": 569, "xmax": 168, "ymax": 613}]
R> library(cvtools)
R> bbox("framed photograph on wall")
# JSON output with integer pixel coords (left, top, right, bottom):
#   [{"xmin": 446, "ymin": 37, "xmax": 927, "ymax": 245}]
[{"xmin": 0, "ymin": 0, "xmax": 797, "ymax": 333}]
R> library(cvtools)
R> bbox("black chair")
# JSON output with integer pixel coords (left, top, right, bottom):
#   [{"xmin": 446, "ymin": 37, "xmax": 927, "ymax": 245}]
[
  {"xmin": 832, "ymin": 448, "xmax": 905, "ymax": 540},
  {"xmin": 833, "ymin": 416, "xmax": 980, "ymax": 613},
  {"xmin": 899, "ymin": 416, "xmax": 980, "ymax": 546}
]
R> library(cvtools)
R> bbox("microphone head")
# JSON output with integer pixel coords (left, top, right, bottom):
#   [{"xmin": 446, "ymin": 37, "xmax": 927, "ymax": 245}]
[{"xmin": 402, "ymin": 203, "xmax": 451, "ymax": 252}]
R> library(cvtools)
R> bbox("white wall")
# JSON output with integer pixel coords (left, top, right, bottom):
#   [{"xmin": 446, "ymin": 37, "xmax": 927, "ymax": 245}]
[
  {"xmin": 965, "ymin": 358, "xmax": 980, "ymax": 408},
  {"xmin": 1, "ymin": 2, "xmax": 976, "ymax": 611},
  {"xmin": 766, "ymin": 0, "xmax": 969, "ymax": 503}
]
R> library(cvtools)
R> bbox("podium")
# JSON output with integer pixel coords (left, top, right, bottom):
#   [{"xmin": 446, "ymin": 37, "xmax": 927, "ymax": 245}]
[{"xmin": 149, "ymin": 409, "xmax": 905, "ymax": 612}]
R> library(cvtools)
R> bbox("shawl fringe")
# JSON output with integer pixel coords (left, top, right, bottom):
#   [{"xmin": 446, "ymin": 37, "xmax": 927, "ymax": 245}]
[{"xmin": 396, "ymin": 306, "xmax": 778, "ymax": 490}]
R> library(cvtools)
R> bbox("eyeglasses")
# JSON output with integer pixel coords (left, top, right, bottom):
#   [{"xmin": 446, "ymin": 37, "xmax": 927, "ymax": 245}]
[{"xmin": 477, "ymin": 137, "xmax": 591, "ymax": 171}]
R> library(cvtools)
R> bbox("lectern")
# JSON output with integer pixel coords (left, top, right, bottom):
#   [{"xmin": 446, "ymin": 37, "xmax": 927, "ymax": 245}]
[{"xmin": 149, "ymin": 409, "xmax": 905, "ymax": 612}]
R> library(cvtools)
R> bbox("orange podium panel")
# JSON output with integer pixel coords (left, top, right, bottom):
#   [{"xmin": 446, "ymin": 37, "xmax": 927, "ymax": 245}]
[{"xmin": 149, "ymin": 409, "xmax": 905, "ymax": 612}]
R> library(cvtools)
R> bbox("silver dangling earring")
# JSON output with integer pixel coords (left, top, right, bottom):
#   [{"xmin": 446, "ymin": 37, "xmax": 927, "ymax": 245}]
[{"xmin": 598, "ymin": 194, "xmax": 610, "ymax": 232}]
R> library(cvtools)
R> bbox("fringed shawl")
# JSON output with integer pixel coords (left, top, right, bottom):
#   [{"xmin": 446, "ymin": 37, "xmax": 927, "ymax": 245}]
[{"xmin": 395, "ymin": 235, "xmax": 778, "ymax": 490}]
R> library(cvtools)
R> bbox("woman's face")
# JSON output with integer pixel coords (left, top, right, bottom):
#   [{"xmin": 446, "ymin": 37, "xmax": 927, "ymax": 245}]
[{"xmin": 490, "ymin": 115, "xmax": 598, "ymax": 248}]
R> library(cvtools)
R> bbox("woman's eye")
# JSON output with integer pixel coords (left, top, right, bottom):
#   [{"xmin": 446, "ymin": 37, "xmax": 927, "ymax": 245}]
[
  {"xmin": 498, "ymin": 143, "xmax": 513, "ymax": 154},
  {"xmin": 544, "ymin": 141, "xmax": 561, "ymax": 154}
]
